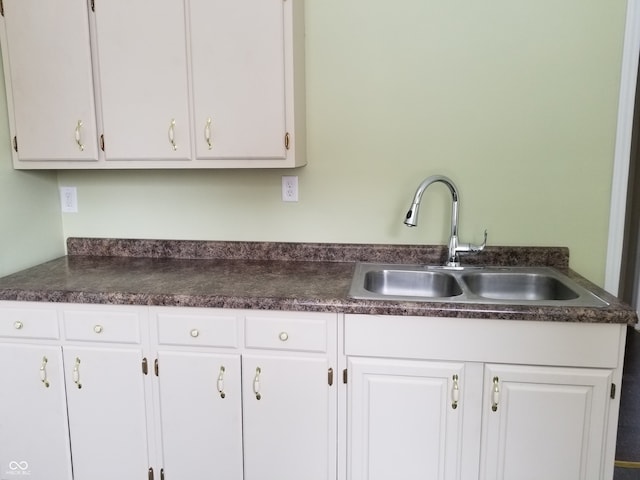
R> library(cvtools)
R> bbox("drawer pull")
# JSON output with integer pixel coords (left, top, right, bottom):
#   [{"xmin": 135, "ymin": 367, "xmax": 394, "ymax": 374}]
[
  {"xmin": 279, "ymin": 331, "xmax": 289, "ymax": 342},
  {"xmin": 73, "ymin": 357, "xmax": 82, "ymax": 389},
  {"xmin": 93, "ymin": 324, "xmax": 104, "ymax": 334},
  {"xmin": 451, "ymin": 374, "xmax": 459, "ymax": 409},
  {"xmin": 190, "ymin": 329, "xmax": 199, "ymax": 338},
  {"xmin": 14, "ymin": 321, "xmax": 23, "ymax": 330},
  {"xmin": 40, "ymin": 356, "xmax": 50, "ymax": 388},
  {"xmin": 217, "ymin": 366, "xmax": 226, "ymax": 399},
  {"xmin": 491, "ymin": 376, "xmax": 500, "ymax": 412},
  {"xmin": 253, "ymin": 367, "xmax": 262, "ymax": 400}
]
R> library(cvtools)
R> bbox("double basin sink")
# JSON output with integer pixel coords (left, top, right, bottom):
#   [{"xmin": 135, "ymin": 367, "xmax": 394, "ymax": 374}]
[{"xmin": 348, "ymin": 263, "xmax": 609, "ymax": 308}]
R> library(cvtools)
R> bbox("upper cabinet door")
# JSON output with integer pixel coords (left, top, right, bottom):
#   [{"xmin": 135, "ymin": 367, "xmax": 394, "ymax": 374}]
[
  {"xmin": 190, "ymin": 0, "xmax": 287, "ymax": 161},
  {"xmin": 1, "ymin": 0, "xmax": 99, "ymax": 163},
  {"xmin": 93, "ymin": 0, "xmax": 192, "ymax": 162}
]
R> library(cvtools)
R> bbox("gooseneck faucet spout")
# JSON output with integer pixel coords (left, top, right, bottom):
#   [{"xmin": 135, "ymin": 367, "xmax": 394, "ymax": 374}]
[{"xmin": 404, "ymin": 175, "xmax": 487, "ymax": 267}]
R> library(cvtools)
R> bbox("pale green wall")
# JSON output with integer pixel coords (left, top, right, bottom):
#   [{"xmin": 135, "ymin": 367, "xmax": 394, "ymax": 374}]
[
  {"xmin": 0, "ymin": 65, "xmax": 63, "ymax": 275},
  {"xmin": 57, "ymin": 0, "xmax": 627, "ymax": 286}
]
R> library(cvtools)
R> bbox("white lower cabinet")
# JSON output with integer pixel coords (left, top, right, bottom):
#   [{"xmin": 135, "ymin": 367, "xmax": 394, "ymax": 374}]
[
  {"xmin": 151, "ymin": 307, "xmax": 338, "ymax": 480},
  {"xmin": 63, "ymin": 346, "xmax": 151, "ymax": 480},
  {"xmin": 242, "ymin": 354, "xmax": 333, "ymax": 480},
  {"xmin": 348, "ymin": 358, "xmax": 466, "ymax": 480},
  {"xmin": 0, "ymin": 303, "xmax": 626, "ymax": 480},
  {"xmin": 61, "ymin": 305, "xmax": 152, "ymax": 480},
  {"xmin": 0, "ymin": 343, "xmax": 73, "ymax": 480},
  {"xmin": 345, "ymin": 314, "xmax": 626, "ymax": 480},
  {"xmin": 156, "ymin": 350, "xmax": 244, "ymax": 479},
  {"xmin": 479, "ymin": 364, "xmax": 612, "ymax": 480}
]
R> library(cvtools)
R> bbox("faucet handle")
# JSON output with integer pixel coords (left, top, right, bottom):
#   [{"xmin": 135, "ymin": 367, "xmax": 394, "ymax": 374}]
[{"xmin": 457, "ymin": 229, "xmax": 488, "ymax": 254}]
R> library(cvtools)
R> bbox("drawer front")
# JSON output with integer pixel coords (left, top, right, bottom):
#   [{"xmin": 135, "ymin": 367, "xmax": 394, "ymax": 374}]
[
  {"xmin": 345, "ymin": 314, "xmax": 623, "ymax": 368},
  {"xmin": 0, "ymin": 306, "xmax": 59, "ymax": 339},
  {"xmin": 63, "ymin": 309, "xmax": 142, "ymax": 344},
  {"xmin": 156, "ymin": 310, "xmax": 239, "ymax": 348},
  {"xmin": 245, "ymin": 314, "xmax": 328, "ymax": 353}
]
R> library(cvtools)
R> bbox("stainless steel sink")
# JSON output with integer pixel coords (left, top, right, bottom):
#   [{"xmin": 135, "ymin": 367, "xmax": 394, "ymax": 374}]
[
  {"xmin": 349, "ymin": 263, "xmax": 609, "ymax": 307},
  {"xmin": 461, "ymin": 272, "xmax": 579, "ymax": 301},
  {"xmin": 363, "ymin": 269, "xmax": 463, "ymax": 298}
]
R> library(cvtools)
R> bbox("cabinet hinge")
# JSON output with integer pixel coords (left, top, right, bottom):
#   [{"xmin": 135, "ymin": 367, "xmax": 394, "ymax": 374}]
[
  {"xmin": 91, "ymin": 0, "xmax": 95, "ymax": 12},
  {"xmin": 12, "ymin": 136, "xmax": 17, "ymax": 152},
  {"xmin": 343, "ymin": 368, "xmax": 348, "ymax": 384},
  {"xmin": 0, "ymin": 0, "xmax": 4, "ymax": 17},
  {"xmin": 100, "ymin": 134, "xmax": 105, "ymax": 151},
  {"xmin": 328, "ymin": 367, "xmax": 334, "ymax": 386},
  {"xmin": 142, "ymin": 357, "xmax": 148, "ymax": 375},
  {"xmin": 284, "ymin": 132, "xmax": 290, "ymax": 150},
  {"xmin": 611, "ymin": 383, "xmax": 616, "ymax": 399},
  {"xmin": 160, "ymin": 468, "xmax": 165, "ymax": 480},
  {"xmin": 154, "ymin": 358, "xmax": 159, "ymax": 376},
  {"xmin": 148, "ymin": 467, "xmax": 154, "ymax": 480}
]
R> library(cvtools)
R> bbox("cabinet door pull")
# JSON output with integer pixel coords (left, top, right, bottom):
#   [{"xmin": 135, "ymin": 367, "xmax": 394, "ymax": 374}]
[
  {"xmin": 205, "ymin": 117, "xmax": 213, "ymax": 150},
  {"xmin": 491, "ymin": 376, "xmax": 499, "ymax": 412},
  {"xmin": 75, "ymin": 120, "xmax": 85, "ymax": 151},
  {"xmin": 253, "ymin": 367, "xmax": 262, "ymax": 400},
  {"xmin": 451, "ymin": 374, "xmax": 459, "ymax": 409},
  {"xmin": 13, "ymin": 320, "xmax": 23, "ymax": 330},
  {"xmin": 217, "ymin": 366, "xmax": 226, "ymax": 399},
  {"xmin": 40, "ymin": 356, "xmax": 50, "ymax": 388},
  {"xmin": 73, "ymin": 357, "xmax": 82, "ymax": 389},
  {"xmin": 168, "ymin": 119, "xmax": 177, "ymax": 151}
]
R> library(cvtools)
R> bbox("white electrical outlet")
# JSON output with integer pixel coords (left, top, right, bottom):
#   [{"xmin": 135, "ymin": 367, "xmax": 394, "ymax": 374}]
[
  {"xmin": 282, "ymin": 176, "xmax": 298, "ymax": 202},
  {"xmin": 60, "ymin": 186, "xmax": 78, "ymax": 213}
]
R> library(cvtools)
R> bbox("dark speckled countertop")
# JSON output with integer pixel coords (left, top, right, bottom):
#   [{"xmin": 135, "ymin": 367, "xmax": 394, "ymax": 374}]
[{"xmin": 0, "ymin": 238, "xmax": 635, "ymax": 325}]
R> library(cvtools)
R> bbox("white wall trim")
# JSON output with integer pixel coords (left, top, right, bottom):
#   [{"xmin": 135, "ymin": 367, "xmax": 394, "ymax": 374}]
[{"xmin": 605, "ymin": 0, "xmax": 640, "ymax": 296}]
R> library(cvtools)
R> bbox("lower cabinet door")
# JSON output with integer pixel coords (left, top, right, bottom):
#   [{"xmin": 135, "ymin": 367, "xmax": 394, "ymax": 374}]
[
  {"xmin": 242, "ymin": 354, "xmax": 334, "ymax": 480},
  {"xmin": 480, "ymin": 364, "xmax": 612, "ymax": 480},
  {"xmin": 156, "ymin": 351, "xmax": 243, "ymax": 479},
  {"xmin": 0, "ymin": 343, "xmax": 73, "ymax": 480},
  {"xmin": 63, "ymin": 346, "xmax": 150, "ymax": 480},
  {"xmin": 347, "ymin": 357, "xmax": 466, "ymax": 480}
]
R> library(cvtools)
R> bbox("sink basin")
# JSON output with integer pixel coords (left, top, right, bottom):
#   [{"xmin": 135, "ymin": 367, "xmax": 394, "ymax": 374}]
[
  {"xmin": 461, "ymin": 272, "xmax": 579, "ymax": 301},
  {"xmin": 363, "ymin": 270, "xmax": 463, "ymax": 298},
  {"xmin": 349, "ymin": 263, "xmax": 609, "ymax": 307}
]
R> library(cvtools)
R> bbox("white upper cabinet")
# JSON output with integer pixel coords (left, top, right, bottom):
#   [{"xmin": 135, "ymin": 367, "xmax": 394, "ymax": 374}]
[
  {"xmin": 0, "ymin": 0, "xmax": 305, "ymax": 169},
  {"xmin": 190, "ymin": 0, "xmax": 287, "ymax": 162},
  {"xmin": 92, "ymin": 0, "xmax": 192, "ymax": 162},
  {"xmin": 0, "ymin": 0, "xmax": 99, "ymax": 163}
]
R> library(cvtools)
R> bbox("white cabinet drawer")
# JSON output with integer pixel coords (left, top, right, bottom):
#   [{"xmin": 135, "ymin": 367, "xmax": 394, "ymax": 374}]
[
  {"xmin": 156, "ymin": 309, "xmax": 239, "ymax": 348},
  {"xmin": 63, "ymin": 309, "xmax": 142, "ymax": 344},
  {"xmin": 0, "ymin": 306, "xmax": 59, "ymax": 339},
  {"xmin": 244, "ymin": 313, "xmax": 328, "ymax": 353},
  {"xmin": 345, "ymin": 314, "xmax": 623, "ymax": 368}
]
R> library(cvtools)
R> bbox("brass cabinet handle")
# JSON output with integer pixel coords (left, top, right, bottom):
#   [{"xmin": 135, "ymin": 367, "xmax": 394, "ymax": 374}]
[
  {"xmin": 40, "ymin": 356, "xmax": 50, "ymax": 388},
  {"xmin": 204, "ymin": 117, "xmax": 213, "ymax": 150},
  {"xmin": 217, "ymin": 366, "xmax": 226, "ymax": 399},
  {"xmin": 253, "ymin": 367, "xmax": 262, "ymax": 400},
  {"xmin": 491, "ymin": 376, "xmax": 500, "ymax": 412},
  {"xmin": 75, "ymin": 120, "xmax": 85, "ymax": 151},
  {"xmin": 168, "ymin": 119, "xmax": 177, "ymax": 151},
  {"xmin": 451, "ymin": 374, "xmax": 460, "ymax": 409},
  {"xmin": 73, "ymin": 357, "xmax": 82, "ymax": 389}
]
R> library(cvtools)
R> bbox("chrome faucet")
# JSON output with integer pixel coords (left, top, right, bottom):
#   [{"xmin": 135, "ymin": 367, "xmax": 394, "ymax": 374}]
[{"xmin": 404, "ymin": 175, "xmax": 487, "ymax": 267}]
